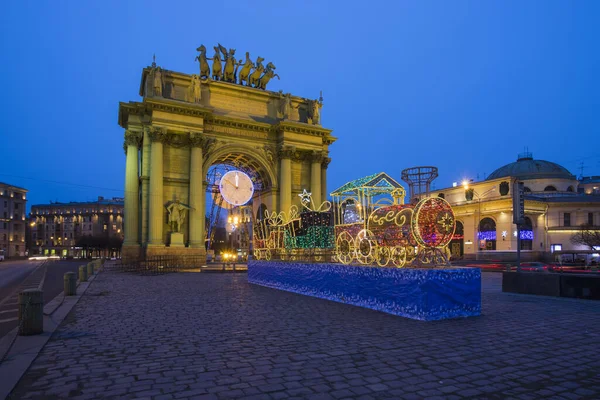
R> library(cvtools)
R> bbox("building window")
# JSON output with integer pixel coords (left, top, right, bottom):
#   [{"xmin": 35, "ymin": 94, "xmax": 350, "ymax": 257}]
[
  {"xmin": 3, "ymin": 201, "xmax": 6, "ymax": 207},
  {"xmin": 103, "ymin": 224, "xmax": 107, "ymax": 231},
  {"xmin": 3, "ymin": 223, "xmax": 6, "ymax": 229},
  {"xmin": 564, "ymin": 213, "xmax": 571, "ymax": 227},
  {"xmin": 14, "ymin": 234, "xmax": 19, "ymax": 241},
  {"xmin": 589, "ymin": 212, "xmax": 594, "ymax": 226},
  {"xmin": 566, "ymin": 186, "xmax": 574, "ymax": 192},
  {"xmin": 112, "ymin": 224, "xmax": 117, "ymax": 230},
  {"xmin": 523, "ymin": 187, "xmax": 532, "ymax": 193},
  {"xmin": 544, "ymin": 186, "xmax": 557, "ymax": 192},
  {"xmin": 15, "ymin": 203, "xmax": 19, "ymax": 209}
]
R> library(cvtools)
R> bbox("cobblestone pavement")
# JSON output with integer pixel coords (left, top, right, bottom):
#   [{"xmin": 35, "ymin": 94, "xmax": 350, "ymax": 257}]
[{"xmin": 9, "ymin": 271, "xmax": 600, "ymax": 400}]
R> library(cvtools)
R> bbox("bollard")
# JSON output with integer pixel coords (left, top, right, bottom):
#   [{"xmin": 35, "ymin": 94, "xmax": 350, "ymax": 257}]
[
  {"xmin": 18, "ymin": 289, "xmax": 43, "ymax": 335},
  {"xmin": 79, "ymin": 265, "xmax": 88, "ymax": 282},
  {"xmin": 64, "ymin": 272, "xmax": 77, "ymax": 296},
  {"xmin": 87, "ymin": 263, "xmax": 94, "ymax": 276}
]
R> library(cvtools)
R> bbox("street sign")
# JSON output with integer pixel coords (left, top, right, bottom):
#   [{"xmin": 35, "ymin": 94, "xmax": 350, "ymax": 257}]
[{"xmin": 512, "ymin": 181, "xmax": 525, "ymax": 225}]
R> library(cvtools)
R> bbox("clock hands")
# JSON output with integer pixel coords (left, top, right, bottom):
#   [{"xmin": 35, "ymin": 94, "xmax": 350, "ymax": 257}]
[{"xmin": 235, "ymin": 172, "xmax": 239, "ymax": 188}]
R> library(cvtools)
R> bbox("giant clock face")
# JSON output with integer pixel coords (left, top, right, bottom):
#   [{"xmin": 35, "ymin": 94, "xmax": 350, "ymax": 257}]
[{"xmin": 219, "ymin": 170, "xmax": 254, "ymax": 206}]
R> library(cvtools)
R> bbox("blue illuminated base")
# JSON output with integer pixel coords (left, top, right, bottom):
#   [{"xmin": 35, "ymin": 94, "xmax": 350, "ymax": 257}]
[{"xmin": 248, "ymin": 261, "xmax": 481, "ymax": 321}]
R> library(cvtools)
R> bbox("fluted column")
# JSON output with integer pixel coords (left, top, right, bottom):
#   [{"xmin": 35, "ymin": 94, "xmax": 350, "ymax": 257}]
[
  {"xmin": 310, "ymin": 151, "xmax": 323, "ymax": 206},
  {"xmin": 279, "ymin": 146, "xmax": 294, "ymax": 215},
  {"xmin": 188, "ymin": 132, "xmax": 204, "ymax": 248},
  {"xmin": 321, "ymin": 157, "xmax": 331, "ymax": 203},
  {"xmin": 123, "ymin": 130, "xmax": 142, "ymax": 246},
  {"xmin": 148, "ymin": 127, "xmax": 166, "ymax": 246}
]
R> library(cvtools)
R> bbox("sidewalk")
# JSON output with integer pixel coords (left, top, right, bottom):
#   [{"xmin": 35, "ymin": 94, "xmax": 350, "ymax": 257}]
[{"xmin": 7, "ymin": 270, "xmax": 600, "ymax": 399}]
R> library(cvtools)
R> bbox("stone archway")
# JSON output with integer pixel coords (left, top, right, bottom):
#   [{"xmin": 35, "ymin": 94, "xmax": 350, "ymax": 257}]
[{"xmin": 119, "ymin": 59, "xmax": 336, "ymax": 262}]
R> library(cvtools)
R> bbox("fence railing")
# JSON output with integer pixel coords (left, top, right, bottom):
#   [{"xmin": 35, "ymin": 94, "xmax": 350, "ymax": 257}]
[{"xmin": 111, "ymin": 255, "xmax": 204, "ymax": 275}]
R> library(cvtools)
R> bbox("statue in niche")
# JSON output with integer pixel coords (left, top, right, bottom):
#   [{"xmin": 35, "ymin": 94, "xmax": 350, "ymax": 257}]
[
  {"xmin": 257, "ymin": 62, "xmax": 279, "ymax": 90},
  {"xmin": 212, "ymin": 46, "xmax": 223, "ymax": 81},
  {"xmin": 195, "ymin": 45, "xmax": 210, "ymax": 79},
  {"xmin": 153, "ymin": 67, "xmax": 163, "ymax": 97},
  {"xmin": 238, "ymin": 52, "xmax": 254, "ymax": 86},
  {"xmin": 188, "ymin": 74, "xmax": 201, "ymax": 103},
  {"xmin": 248, "ymin": 56, "xmax": 265, "ymax": 88},
  {"xmin": 166, "ymin": 200, "xmax": 192, "ymax": 233},
  {"xmin": 278, "ymin": 91, "xmax": 292, "ymax": 119}
]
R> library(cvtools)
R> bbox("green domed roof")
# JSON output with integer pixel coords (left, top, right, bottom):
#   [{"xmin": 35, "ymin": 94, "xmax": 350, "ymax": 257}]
[{"xmin": 487, "ymin": 153, "xmax": 575, "ymax": 181}]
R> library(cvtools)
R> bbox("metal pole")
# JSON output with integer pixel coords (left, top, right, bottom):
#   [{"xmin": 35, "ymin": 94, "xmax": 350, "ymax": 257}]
[{"xmin": 516, "ymin": 224, "xmax": 521, "ymax": 272}]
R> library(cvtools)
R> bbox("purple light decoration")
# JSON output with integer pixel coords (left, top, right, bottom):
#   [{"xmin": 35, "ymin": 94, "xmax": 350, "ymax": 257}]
[
  {"xmin": 477, "ymin": 231, "xmax": 496, "ymax": 241},
  {"xmin": 520, "ymin": 230, "xmax": 534, "ymax": 240}
]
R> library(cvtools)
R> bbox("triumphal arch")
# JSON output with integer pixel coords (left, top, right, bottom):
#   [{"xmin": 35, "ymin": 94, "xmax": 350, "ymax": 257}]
[{"xmin": 118, "ymin": 45, "xmax": 336, "ymax": 262}]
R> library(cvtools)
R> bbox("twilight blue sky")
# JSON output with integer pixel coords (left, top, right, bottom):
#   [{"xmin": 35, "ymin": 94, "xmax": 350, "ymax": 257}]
[{"xmin": 1, "ymin": 1, "xmax": 599, "ymax": 211}]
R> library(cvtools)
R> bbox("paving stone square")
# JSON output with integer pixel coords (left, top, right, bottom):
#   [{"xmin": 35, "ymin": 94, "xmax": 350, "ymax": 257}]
[{"xmin": 8, "ymin": 270, "xmax": 600, "ymax": 399}]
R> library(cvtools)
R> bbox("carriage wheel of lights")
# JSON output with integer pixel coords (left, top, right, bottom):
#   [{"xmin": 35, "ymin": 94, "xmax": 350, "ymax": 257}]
[
  {"xmin": 376, "ymin": 246, "xmax": 392, "ymax": 267},
  {"xmin": 391, "ymin": 246, "xmax": 407, "ymax": 268},
  {"xmin": 335, "ymin": 231, "xmax": 354, "ymax": 265},
  {"xmin": 410, "ymin": 196, "xmax": 456, "ymax": 267},
  {"xmin": 355, "ymin": 229, "xmax": 376, "ymax": 264}
]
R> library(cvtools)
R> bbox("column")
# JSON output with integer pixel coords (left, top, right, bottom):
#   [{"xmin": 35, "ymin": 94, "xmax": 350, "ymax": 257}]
[
  {"xmin": 321, "ymin": 157, "xmax": 330, "ymax": 202},
  {"xmin": 140, "ymin": 129, "xmax": 151, "ymax": 245},
  {"xmin": 188, "ymin": 132, "xmax": 204, "ymax": 248},
  {"xmin": 279, "ymin": 147, "xmax": 293, "ymax": 215},
  {"xmin": 310, "ymin": 153, "xmax": 322, "ymax": 206},
  {"xmin": 148, "ymin": 128, "xmax": 165, "ymax": 246},
  {"xmin": 123, "ymin": 130, "xmax": 141, "ymax": 246}
]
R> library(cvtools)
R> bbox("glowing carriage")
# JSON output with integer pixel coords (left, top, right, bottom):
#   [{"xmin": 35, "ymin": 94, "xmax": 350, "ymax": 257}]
[
  {"xmin": 253, "ymin": 172, "xmax": 456, "ymax": 267},
  {"xmin": 331, "ymin": 172, "xmax": 456, "ymax": 267}
]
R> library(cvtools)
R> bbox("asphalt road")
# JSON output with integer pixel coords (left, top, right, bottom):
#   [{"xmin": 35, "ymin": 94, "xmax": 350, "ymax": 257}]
[{"xmin": 0, "ymin": 259, "xmax": 83, "ymax": 339}]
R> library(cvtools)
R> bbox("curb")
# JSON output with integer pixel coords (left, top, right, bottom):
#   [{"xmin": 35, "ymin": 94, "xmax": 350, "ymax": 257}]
[{"xmin": 0, "ymin": 271, "xmax": 99, "ymax": 400}]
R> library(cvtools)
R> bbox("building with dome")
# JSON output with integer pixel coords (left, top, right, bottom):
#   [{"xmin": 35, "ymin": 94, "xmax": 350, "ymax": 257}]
[{"xmin": 428, "ymin": 153, "xmax": 600, "ymax": 262}]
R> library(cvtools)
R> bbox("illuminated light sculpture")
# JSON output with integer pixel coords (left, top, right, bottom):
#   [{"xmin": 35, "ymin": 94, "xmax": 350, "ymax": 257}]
[{"xmin": 331, "ymin": 172, "xmax": 455, "ymax": 268}]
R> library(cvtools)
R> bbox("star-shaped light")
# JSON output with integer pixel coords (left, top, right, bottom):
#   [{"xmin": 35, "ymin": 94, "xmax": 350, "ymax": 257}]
[
  {"xmin": 437, "ymin": 212, "xmax": 454, "ymax": 233},
  {"xmin": 298, "ymin": 189, "xmax": 312, "ymax": 206}
]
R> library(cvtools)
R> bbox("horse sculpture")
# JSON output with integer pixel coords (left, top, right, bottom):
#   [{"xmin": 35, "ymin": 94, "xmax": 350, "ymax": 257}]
[
  {"xmin": 248, "ymin": 57, "xmax": 265, "ymax": 88},
  {"xmin": 238, "ymin": 52, "xmax": 254, "ymax": 86},
  {"xmin": 211, "ymin": 46, "xmax": 222, "ymax": 81},
  {"xmin": 195, "ymin": 45, "xmax": 210, "ymax": 79},
  {"xmin": 257, "ymin": 62, "xmax": 280, "ymax": 90},
  {"xmin": 220, "ymin": 44, "xmax": 238, "ymax": 83}
]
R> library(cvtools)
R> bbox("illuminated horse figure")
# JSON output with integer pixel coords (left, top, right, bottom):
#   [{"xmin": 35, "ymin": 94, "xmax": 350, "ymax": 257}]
[
  {"xmin": 219, "ymin": 44, "xmax": 239, "ymax": 83},
  {"xmin": 257, "ymin": 62, "xmax": 280, "ymax": 90},
  {"xmin": 211, "ymin": 46, "xmax": 222, "ymax": 81},
  {"xmin": 194, "ymin": 45, "xmax": 210, "ymax": 79},
  {"xmin": 248, "ymin": 56, "xmax": 265, "ymax": 88},
  {"xmin": 238, "ymin": 52, "xmax": 254, "ymax": 86}
]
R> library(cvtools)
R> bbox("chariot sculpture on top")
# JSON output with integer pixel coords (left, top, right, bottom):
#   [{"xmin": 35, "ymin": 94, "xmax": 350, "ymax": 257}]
[{"xmin": 195, "ymin": 43, "xmax": 280, "ymax": 90}]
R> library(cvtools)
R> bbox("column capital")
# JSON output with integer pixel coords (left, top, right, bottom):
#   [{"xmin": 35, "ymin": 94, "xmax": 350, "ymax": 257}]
[
  {"xmin": 309, "ymin": 150, "xmax": 327, "ymax": 164},
  {"xmin": 188, "ymin": 131, "xmax": 205, "ymax": 148},
  {"xmin": 322, "ymin": 157, "xmax": 332, "ymax": 169},
  {"xmin": 278, "ymin": 145, "xmax": 296, "ymax": 160},
  {"xmin": 123, "ymin": 129, "xmax": 143, "ymax": 154},
  {"xmin": 146, "ymin": 126, "xmax": 168, "ymax": 143}
]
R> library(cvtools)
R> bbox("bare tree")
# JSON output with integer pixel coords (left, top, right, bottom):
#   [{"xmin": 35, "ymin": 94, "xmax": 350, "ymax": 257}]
[{"xmin": 570, "ymin": 224, "xmax": 600, "ymax": 250}]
